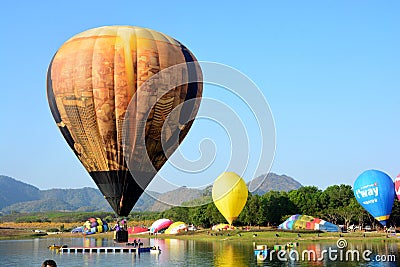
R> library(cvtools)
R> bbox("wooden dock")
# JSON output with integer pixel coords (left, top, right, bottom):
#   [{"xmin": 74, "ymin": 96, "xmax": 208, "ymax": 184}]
[{"xmin": 60, "ymin": 246, "xmax": 137, "ymax": 254}]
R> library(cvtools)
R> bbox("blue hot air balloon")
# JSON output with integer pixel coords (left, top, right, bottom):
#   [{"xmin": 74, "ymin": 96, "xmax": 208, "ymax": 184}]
[{"xmin": 353, "ymin": 170, "xmax": 395, "ymax": 226}]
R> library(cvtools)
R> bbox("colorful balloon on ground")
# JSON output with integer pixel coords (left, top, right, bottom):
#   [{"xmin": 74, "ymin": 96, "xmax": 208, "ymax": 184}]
[
  {"xmin": 353, "ymin": 170, "xmax": 395, "ymax": 226},
  {"xmin": 164, "ymin": 221, "xmax": 187, "ymax": 234},
  {"xmin": 278, "ymin": 214, "xmax": 340, "ymax": 232},
  {"xmin": 150, "ymin": 218, "xmax": 173, "ymax": 233},
  {"xmin": 211, "ymin": 224, "xmax": 235, "ymax": 231},
  {"xmin": 212, "ymin": 172, "xmax": 248, "ymax": 225},
  {"xmin": 395, "ymin": 174, "xmax": 400, "ymax": 201},
  {"xmin": 82, "ymin": 217, "xmax": 109, "ymax": 235},
  {"xmin": 47, "ymin": 26, "xmax": 203, "ymax": 216},
  {"xmin": 128, "ymin": 226, "xmax": 148, "ymax": 234}
]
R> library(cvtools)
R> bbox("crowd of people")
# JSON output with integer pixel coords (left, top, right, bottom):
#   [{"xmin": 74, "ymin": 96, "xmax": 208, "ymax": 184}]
[
  {"xmin": 113, "ymin": 219, "xmax": 128, "ymax": 232},
  {"xmin": 42, "ymin": 218, "xmax": 131, "ymax": 265}
]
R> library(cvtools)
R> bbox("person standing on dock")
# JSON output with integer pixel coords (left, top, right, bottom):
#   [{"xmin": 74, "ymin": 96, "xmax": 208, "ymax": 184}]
[
  {"xmin": 114, "ymin": 220, "xmax": 121, "ymax": 231},
  {"xmin": 121, "ymin": 219, "xmax": 128, "ymax": 230},
  {"xmin": 113, "ymin": 220, "xmax": 120, "ymax": 240}
]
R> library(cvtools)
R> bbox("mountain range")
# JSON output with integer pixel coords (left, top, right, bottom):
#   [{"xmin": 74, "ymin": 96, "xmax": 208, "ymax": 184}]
[{"xmin": 0, "ymin": 173, "xmax": 302, "ymax": 213}]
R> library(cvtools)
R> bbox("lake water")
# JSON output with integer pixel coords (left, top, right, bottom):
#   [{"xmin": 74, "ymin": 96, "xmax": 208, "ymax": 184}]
[{"xmin": 0, "ymin": 237, "xmax": 398, "ymax": 266}]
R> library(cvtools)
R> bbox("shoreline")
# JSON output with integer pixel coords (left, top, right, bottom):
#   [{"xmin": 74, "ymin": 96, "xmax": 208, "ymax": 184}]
[{"xmin": 1, "ymin": 223, "xmax": 399, "ymax": 244}]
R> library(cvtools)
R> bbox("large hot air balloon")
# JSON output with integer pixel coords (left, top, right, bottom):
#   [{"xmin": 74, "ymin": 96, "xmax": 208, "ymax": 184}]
[
  {"xmin": 212, "ymin": 172, "xmax": 248, "ymax": 225},
  {"xmin": 353, "ymin": 170, "xmax": 395, "ymax": 226},
  {"xmin": 47, "ymin": 26, "xmax": 202, "ymax": 216},
  {"xmin": 395, "ymin": 174, "xmax": 400, "ymax": 201}
]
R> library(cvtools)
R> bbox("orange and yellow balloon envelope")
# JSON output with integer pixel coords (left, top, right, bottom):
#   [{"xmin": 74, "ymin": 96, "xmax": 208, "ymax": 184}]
[{"xmin": 47, "ymin": 26, "xmax": 202, "ymax": 216}]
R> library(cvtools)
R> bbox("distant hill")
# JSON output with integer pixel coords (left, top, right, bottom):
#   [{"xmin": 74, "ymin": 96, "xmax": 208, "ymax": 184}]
[
  {"xmin": 248, "ymin": 173, "xmax": 302, "ymax": 195},
  {"xmin": 178, "ymin": 173, "xmax": 302, "ymax": 210},
  {"xmin": 132, "ymin": 191, "xmax": 161, "ymax": 212},
  {"xmin": 0, "ymin": 175, "xmax": 41, "ymax": 209},
  {"xmin": 0, "ymin": 173, "xmax": 302, "ymax": 213},
  {"xmin": 143, "ymin": 172, "xmax": 302, "ymax": 211},
  {"xmin": 0, "ymin": 175, "xmax": 157, "ymax": 213},
  {"xmin": 1, "ymin": 187, "xmax": 112, "ymax": 213},
  {"xmin": 148, "ymin": 186, "xmax": 204, "ymax": 211}
]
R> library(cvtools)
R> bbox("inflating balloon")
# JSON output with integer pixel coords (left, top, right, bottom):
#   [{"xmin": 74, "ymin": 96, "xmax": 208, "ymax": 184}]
[
  {"xmin": 165, "ymin": 221, "xmax": 187, "ymax": 234},
  {"xmin": 47, "ymin": 26, "xmax": 202, "ymax": 216},
  {"xmin": 278, "ymin": 214, "xmax": 340, "ymax": 232},
  {"xmin": 395, "ymin": 174, "xmax": 400, "ymax": 201},
  {"xmin": 212, "ymin": 172, "xmax": 248, "ymax": 225},
  {"xmin": 353, "ymin": 170, "xmax": 395, "ymax": 226},
  {"xmin": 82, "ymin": 217, "xmax": 109, "ymax": 235},
  {"xmin": 150, "ymin": 218, "xmax": 173, "ymax": 234}
]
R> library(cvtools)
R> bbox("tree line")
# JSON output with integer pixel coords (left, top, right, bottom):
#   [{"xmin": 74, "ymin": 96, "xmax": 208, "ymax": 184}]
[
  {"xmin": 4, "ymin": 185, "xmax": 400, "ymax": 230},
  {"xmin": 158, "ymin": 185, "xmax": 400, "ymax": 229}
]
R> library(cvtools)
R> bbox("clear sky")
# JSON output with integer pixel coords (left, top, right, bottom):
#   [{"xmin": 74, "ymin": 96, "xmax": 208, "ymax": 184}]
[{"xmin": 1, "ymin": 1, "xmax": 399, "ymax": 192}]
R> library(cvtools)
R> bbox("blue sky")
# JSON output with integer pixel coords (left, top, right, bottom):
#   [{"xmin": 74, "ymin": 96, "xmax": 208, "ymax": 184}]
[{"xmin": 1, "ymin": 1, "xmax": 399, "ymax": 192}]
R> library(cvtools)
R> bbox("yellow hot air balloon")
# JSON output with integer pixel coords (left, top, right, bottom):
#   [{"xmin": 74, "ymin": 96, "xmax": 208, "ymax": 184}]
[{"xmin": 212, "ymin": 172, "xmax": 248, "ymax": 225}]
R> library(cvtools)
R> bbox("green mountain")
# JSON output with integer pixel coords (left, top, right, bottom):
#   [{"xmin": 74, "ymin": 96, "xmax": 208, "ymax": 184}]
[
  {"xmin": 148, "ymin": 186, "xmax": 204, "ymax": 211},
  {"xmin": 0, "ymin": 175, "xmax": 157, "ymax": 213},
  {"xmin": 0, "ymin": 173, "xmax": 302, "ymax": 213},
  {"xmin": 248, "ymin": 173, "xmax": 302, "ymax": 195},
  {"xmin": 0, "ymin": 175, "xmax": 41, "ymax": 209},
  {"xmin": 1, "ymin": 187, "xmax": 112, "ymax": 213}
]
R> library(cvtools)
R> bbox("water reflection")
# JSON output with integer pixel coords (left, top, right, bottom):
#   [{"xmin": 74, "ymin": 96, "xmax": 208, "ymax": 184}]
[
  {"xmin": 213, "ymin": 242, "xmax": 249, "ymax": 267},
  {"xmin": 0, "ymin": 238, "xmax": 398, "ymax": 266},
  {"xmin": 83, "ymin": 237, "xmax": 109, "ymax": 247},
  {"xmin": 263, "ymin": 241, "xmax": 399, "ymax": 267}
]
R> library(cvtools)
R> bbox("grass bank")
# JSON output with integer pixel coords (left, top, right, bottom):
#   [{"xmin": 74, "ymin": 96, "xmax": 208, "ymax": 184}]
[
  {"xmin": 131, "ymin": 229, "xmax": 399, "ymax": 244},
  {"xmin": 1, "ymin": 222, "xmax": 398, "ymax": 244}
]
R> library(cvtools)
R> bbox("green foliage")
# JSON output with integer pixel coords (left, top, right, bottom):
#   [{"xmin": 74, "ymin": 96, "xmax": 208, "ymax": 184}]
[
  {"xmin": 1, "ymin": 211, "xmax": 116, "ymax": 223},
  {"xmin": 321, "ymin": 184, "xmax": 354, "ymax": 210},
  {"xmin": 205, "ymin": 203, "xmax": 226, "ymax": 225},
  {"xmin": 129, "ymin": 211, "xmax": 162, "ymax": 221},
  {"xmin": 288, "ymin": 186, "xmax": 323, "ymax": 215},
  {"xmin": 104, "ymin": 215, "xmax": 114, "ymax": 223},
  {"xmin": 46, "ymin": 228, "xmax": 59, "ymax": 232},
  {"xmin": 387, "ymin": 196, "xmax": 400, "ymax": 227},
  {"xmin": 15, "ymin": 215, "xmax": 48, "ymax": 223},
  {"xmin": 261, "ymin": 191, "xmax": 297, "ymax": 226},
  {"xmin": 239, "ymin": 194, "xmax": 264, "ymax": 226},
  {"xmin": 162, "ymin": 207, "xmax": 189, "ymax": 222},
  {"xmin": 188, "ymin": 205, "xmax": 209, "ymax": 227},
  {"xmin": 156, "ymin": 183, "xmax": 400, "ymax": 228}
]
